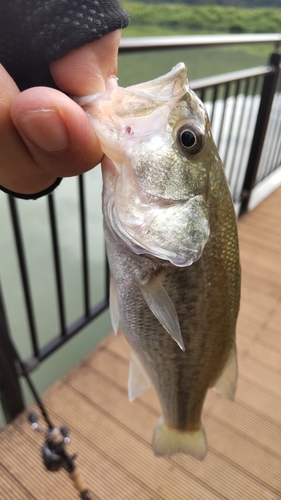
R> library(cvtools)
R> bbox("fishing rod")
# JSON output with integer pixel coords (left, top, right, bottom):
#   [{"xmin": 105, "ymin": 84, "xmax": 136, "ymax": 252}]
[
  {"xmin": 0, "ymin": 302, "xmax": 92, "ymax": 500},
  {"xmin": 28, "ymin": 411, "xmax": 91, "ymax": 500}
]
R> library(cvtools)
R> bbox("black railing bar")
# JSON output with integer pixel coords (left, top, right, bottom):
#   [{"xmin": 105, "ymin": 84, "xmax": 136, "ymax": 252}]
[
  {"xmin": 260, "ymin": 120, "xmax": 278, "ymax": 181},
  {"xmin": 264, "ymin": 96, "xmax": 281, "ymax": 178},
  {"xmin": 270, "ymin": 111, "xmax": 281, "ymax": 174},
  {"xmin": 228, "ymin": 90, "xmax": 249, "ymax": 189},
  {"xmin": 275, "ymin": 116, "xmax": 281, "ymax": 171},
  {"xmin": 105, "ymin": 253, "xmax": 110, "ymax": 303},
  {"xmin": 8, "ymin": 196, "xmax": 39, "ymax": 357},
  {"xmin": 78, "ymin": 175, "xmax": 90, "ymax": 316},
  {"xmin": 200, "ymin": 88, "xmax": 205, "ymax": 103},
  {"xmin": 239, "ymin": 52, "xmax": 281, "ymax": 215},
  {"xmin": 223, "ymin": 80, "xmax": 242, "ymax": 176},
  {"xmin": 195, "ymin": 88, "xmax": 201, "ymax": 100},
  {"xmin": 231, "ymin": 88, "xmax": 247, "ymax": 196},
  {"xmin": 255, "ymin": 158, "xmax": 281, "ymax": 188},
  {"xmin": 191, "ymin": 65, "xmax": 272, "ymax": 91},
  {"xmin": 24, "ymin": 299, "xmax": 109, "ymax": 371},
  {"xmin": 276, "ymin": 98, "xmax": 281, "ymax": 167},
  {"xmin": 232, "ymin": 78, "xmax": 252, "ymax": 196},
  {"xmin": 47, "ymin": 194, "xmax": 67, "ymax": 336},
  {"xmin": 209, "ymin": 86, "xmax": 218, "ymax": 125},
  {"xmin": 216, "ymin": 83, "xmax": 230, "ymax": 150},
  {"xmin": 0, "ymin": 283, "xmax": 25, "ymax": 420},
  {"xmin": 119, "ymin": 34, "xmax": 281, "ymax": 53},
  {"xmin": 232, "ymin": 77, "xmax": 260, "ymax": 186},
  {"xmin": 268, "ymin": 124, "xmax": 281, "ymax": 178}
]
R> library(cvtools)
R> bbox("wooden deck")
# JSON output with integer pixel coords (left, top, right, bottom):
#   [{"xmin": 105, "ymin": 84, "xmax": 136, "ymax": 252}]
[{"xmin": 1, "ymin": 187, "xmax": 281, "ymax": 500}]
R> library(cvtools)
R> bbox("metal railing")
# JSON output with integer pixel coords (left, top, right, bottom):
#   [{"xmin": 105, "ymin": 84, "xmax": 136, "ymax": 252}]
[{"xmin": 0, "ymin": 34, "xmax": 280, "ymax": 423}]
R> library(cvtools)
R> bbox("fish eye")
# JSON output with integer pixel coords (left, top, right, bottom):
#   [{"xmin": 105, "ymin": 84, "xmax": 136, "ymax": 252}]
[{"xmin": 177, "ymin": 124, "xmax": 204, "ymax": 155}]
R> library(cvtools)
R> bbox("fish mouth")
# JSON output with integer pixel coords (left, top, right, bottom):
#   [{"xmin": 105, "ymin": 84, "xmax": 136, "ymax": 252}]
[{"xmin": 107, "ymin": 195, "xmax": 210, "ymax": 268}]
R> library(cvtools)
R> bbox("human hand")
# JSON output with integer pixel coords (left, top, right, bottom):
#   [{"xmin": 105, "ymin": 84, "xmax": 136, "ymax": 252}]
[{"xmin": 0, "ymin": 30, "xmax": 121, "ymax": 196}]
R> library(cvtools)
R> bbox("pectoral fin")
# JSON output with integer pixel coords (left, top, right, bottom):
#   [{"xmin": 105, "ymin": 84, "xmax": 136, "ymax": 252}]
[
  {"xmin": 128, "ymin": 350, "xmax": 151, "ymax": 402},
  {"xmin": 139, "ymin": 278, "xmax": 185, "ymax": 351},
  {"xmin": 214, "ymin": 344, "xmax": 238, "ymax": 401},
  {"xmin": 110, "ymin": 276, "xmax": 119, "ymax": 335}
]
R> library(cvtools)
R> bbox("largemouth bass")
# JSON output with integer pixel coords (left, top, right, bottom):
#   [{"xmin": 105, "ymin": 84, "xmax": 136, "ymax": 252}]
[{"xmin": 78, "ymin": 63, "xmax": 240, "ymax": 460}]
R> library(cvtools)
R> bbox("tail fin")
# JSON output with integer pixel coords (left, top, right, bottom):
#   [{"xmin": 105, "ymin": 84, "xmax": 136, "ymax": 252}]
[{"xmin": 152, "ymin": 417, "xmax": 207, "ymax": 461}]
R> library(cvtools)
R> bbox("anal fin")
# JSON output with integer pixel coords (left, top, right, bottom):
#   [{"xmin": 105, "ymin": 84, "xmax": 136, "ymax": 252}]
[
  {"xmin": 128, "ymin": 350, "xmax": 151, "ymax": 402},
  {"xmin": 214, "ymin": 343, "xmax": 238, "ymax": 401},
  {"xmin": 110, "ymin": 276, "xmax": 119, "ymax": 335}
]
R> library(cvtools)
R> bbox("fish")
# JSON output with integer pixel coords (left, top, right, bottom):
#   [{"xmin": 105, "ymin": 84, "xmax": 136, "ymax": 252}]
[{"xmin": 77, "ymin": 63, "xmax": 241, "ymax": 460}]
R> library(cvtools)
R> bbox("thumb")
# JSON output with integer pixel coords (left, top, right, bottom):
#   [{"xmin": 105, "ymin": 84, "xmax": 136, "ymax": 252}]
[{"xmin": 10, "ymin": 86, "xmax": 102, "ymax": 178}]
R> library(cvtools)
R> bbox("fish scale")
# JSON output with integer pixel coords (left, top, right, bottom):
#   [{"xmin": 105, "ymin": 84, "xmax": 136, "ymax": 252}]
[{"xmin": 78, "ymin": 62, "xmax": 241, "ymax": 460}]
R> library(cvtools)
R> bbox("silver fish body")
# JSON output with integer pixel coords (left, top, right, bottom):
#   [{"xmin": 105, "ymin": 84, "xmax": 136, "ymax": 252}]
[{"xmin": 79, "ymin": 63, "xmax": 240, "ymax": 460}]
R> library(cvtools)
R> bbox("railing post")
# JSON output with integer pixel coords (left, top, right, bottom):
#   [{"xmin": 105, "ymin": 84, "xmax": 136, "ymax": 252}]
[
  {"xmin": 0, "ymin": 286, "xmax": 25, "ymax": 422},
  {"xmin": 239, "ymin": 51, "xmax": 281, "ymax": 216}
]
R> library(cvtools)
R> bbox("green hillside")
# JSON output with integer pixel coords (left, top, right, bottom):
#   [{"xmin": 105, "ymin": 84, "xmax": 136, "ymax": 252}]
[
  {"xmin": 123, "ymin": 2, "xmax": 281, "ymax": 33},
  {"xmin": 125, "ymin": 0, "xmax": 281, "ymax": 7}
]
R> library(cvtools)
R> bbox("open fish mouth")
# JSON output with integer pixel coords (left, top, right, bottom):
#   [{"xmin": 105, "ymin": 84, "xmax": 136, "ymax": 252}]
[{"xmin": 107, "ymin": 194, "xmax": 210, "ymax": 267}]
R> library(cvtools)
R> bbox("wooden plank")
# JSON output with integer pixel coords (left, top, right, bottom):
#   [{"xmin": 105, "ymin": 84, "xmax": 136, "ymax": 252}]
[
  {"xmin": 1, "ymin": 180, "xmax": 281, "ymax": 500},
  {"xmin": 254, "ymin": 327, "xmax": 281, "ymax": 353},
  {"xmin": 266, "ymin": 306, "xmax": 281, "ymax": 333},
  {"xmin": 64, "ymin": 367, "xmax": 279, "ymax": 500},
  {"xmin": 207, "ymin": 390, "xmax": 281, "ymax": 456},
  {"xmin": 240, "ymin": 267, "xmax": 281, "ymax": 296},
  {"xmin": 253, "ymin": 205, "xmax": 281, "ymax": 224},
  {"xmin": 205, "ymin": 417, "xmax": 281, "ymax": 493},
  {"xmin": 0, "ymin": 421, "xmax": 77, "ymax": 500},
  {"xmin": 237, "ymin": 335, "xmax": 281, "ymax": 373},
  {"xmin": 238, "ymin": 354, "xmax": 281, "ymax": 397},
  {"xmin": 84, "ymin": 344, "xmax": 163, "ymax": 414},
  {"xmin": 235, "ymin": 377, "xmax": 281, "ymax": 425},
  {"xmin": 237, "ymin": 314, "xmax": 281, "ymax": 355},
  {"xmin": 238, "ymin": 296, "xmax": 271, "ymax": 325},
  {"xmin": 239, "ymin": 248, "xmax": 281, "ymax": 280},
  {"xmin": 240, "ymin": 280, "xmax": 279, "ymax": 311},
  {"xmin": 239, "ymin": 215, "xmax": 281, "ymax": 239},
  {"xmin": 105, "ymin": 332, "xmax": 131, "ymax": 360},
  {"xmin": 0, "ymin": 464, "xmax": 33, "ymax": 500},
  {"xmin": 238, "ymin": 224, "xmax": 281, "ymax": 256},
  {"xmin": 239, "ymin": 206, "xmax": 281, "ymax": 231},
  {"xmin": 47, "ymin": 385, "xmax": 221, "ymax": 500},
  {"xmin": 32, "ymin": 412, "xmax": 159, "ymax": 500}
]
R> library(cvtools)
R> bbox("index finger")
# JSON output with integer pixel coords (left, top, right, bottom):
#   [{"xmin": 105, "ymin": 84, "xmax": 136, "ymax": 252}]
[{"xmin": 50, "ymin": 30, "xmax": 121, "ymax": 96}]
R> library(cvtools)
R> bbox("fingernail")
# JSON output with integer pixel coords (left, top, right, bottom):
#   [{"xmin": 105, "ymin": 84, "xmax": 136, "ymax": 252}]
[{"xmin": 16, "ymin": 109, "xmax": 68, "ymax": 152}]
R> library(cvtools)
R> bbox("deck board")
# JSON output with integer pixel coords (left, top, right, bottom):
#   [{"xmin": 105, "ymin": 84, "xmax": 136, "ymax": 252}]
[{"xmin": 1, "ymin": 187, "xmax": 281, "ymax": 499}]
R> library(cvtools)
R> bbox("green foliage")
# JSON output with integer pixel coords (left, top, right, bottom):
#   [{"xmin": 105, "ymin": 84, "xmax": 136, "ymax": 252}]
[
  {"xmin": 125, "ymin": 0, "xmax": 281, "ymax": 6},
  {"xmin": 123, "ymin": 2, "xmax": 281, "ymax": 33}
]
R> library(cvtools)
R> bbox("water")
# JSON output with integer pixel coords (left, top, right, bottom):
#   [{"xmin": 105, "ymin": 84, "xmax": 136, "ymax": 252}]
[
  {"xmin": 0, "ymin": 42, "xmax": 275, "ymax": 426},
  {"xmin": 0, "ymin": 168, "xmax": 111, "ymax": 426},
  {"xmin": 118, "ymin": 44, "xmax": 268, "ymax": 86}
]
